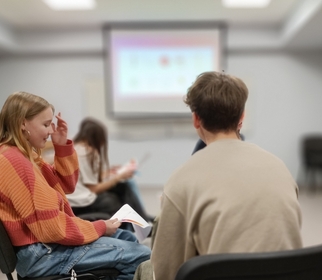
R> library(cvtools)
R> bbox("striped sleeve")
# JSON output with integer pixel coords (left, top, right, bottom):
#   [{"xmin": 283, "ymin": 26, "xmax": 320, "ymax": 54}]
[{"xmin": 0, "ymin": 146, "xmax": 106, "ymax": 246}]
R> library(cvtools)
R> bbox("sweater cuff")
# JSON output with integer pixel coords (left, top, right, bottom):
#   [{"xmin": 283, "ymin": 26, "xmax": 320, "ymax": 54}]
[
  {"xmin": 92, "ymin": 220, "xmax": 107, "ymax": 236},
  {"xmin": 53, "ymin": 139, "xmax": 74, "ymax": 157}
]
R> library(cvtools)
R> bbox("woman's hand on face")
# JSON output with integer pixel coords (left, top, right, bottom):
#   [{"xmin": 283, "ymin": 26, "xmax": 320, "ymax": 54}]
[
  {"xmin": 104, "ymin": 218, "xmax": 121, "ymax": 236},
  {"xmin": 51, "ymin": 113, "xmax": 68, "ymax": 145}
]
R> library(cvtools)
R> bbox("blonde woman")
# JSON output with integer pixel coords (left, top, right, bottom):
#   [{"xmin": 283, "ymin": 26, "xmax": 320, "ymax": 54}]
[{"xmin": 0, "ymin": 92, "xmax": 150, "ymax": 280}]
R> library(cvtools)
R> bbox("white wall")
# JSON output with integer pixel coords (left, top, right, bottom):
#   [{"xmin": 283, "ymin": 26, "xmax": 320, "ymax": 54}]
[
  {"xmin": 228, "ymin": 51, "xmax": 322, "ymax": 185},
  {"xmin": 0, "ymin": 55, "xmax": 103, "ymax": 137},
  {"xmin": 1, "ymin": 31, "xmax": 322, "ymax": 188}
]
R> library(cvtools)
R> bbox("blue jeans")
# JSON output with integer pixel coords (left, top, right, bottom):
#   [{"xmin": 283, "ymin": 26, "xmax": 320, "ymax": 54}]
[
  {"xmin": 15, "ymin": 229, "xmax": 151, "ymax": 280},
  {"xmin": 126, "ymin": 179, "xmax": 145, "ymax": 209}
]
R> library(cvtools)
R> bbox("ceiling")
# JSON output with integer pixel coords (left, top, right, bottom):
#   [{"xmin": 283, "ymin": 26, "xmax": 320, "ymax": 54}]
[
  {"xmin": 0, "ymin": 0, "xmax": 322, "ymax": 51},
  {"xmin": 0, "ymin": 0, "xmax": 301, "ymax": 29}
]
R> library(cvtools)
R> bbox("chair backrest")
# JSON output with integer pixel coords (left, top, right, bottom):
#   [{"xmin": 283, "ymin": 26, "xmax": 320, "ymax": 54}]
[
  {"xmin": 77, "ymin": 212, "xmax": 111, "ymax": 221},
  {"xmin": 175, "ymin": 244, "xmax": 322, "ymax": 280},
  {"xmin": 0, "ymin": 220, "xmax": 17, "ymax": 280},
  {"xmin": 302, "ymin": 135, "xmax": 322, "ymax": 167}
]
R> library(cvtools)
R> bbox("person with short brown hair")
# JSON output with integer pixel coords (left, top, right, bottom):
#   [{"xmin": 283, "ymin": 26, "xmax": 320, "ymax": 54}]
[{"xmin": 134, "ymin": 71, "xmax": 302, "ymax": 280}]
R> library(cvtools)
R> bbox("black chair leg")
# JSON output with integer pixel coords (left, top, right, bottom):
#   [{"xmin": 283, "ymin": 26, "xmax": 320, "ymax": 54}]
[{"xmin": 6, "ymin": 274, "xmax": 15, "ymax": 280}]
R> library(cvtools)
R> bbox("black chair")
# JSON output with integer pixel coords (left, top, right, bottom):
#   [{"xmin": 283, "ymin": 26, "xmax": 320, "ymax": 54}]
[
  {"xmin": 0, "ymin": 220, "xmax": 119, "ymax": 280},
  {"xmin": 77, "ymin": 212, "xmax": 111, "ymax": 221},
  {"xmin": 301, "ymin": 135, "xmax": 322, "ymax": 191},
  {"xmin": 175, "ymin": 244, "xmax": 322, "ymax": 280}
]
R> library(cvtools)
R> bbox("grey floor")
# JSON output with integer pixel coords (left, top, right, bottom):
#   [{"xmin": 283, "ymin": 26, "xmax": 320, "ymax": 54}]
[
  {"xmin": 1, "ymin": 187, "xmax": 322, "ymax": 280},
  {"xmin": 297, "ymin": 189, "xmax": 322, "ymax": 247}
]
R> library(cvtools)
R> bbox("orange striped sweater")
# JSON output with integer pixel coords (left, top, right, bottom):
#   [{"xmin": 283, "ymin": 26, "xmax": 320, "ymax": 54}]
[{"xmin": 0, "ymin": 141, "xmax": 106, "ymax": 246}]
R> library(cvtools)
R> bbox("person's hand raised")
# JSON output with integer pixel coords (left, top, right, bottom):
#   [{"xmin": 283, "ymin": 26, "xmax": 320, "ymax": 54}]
[
  {"xmin": 51, "ymin": 113, "xmax": 68, "ymax": 145},
  {"xmin": 104, "ymin": 218, "xmax": 121, "ymax": 236}
]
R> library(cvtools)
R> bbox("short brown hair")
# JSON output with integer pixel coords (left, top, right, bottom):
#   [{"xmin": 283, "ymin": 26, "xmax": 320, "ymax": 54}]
[{"xmin": 184, "ymin": 71, "xmax": 248, "ymax": 133}]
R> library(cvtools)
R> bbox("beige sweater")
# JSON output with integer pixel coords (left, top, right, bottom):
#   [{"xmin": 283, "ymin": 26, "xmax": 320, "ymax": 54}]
[{"xmin": 151, "ymin": 139, "xmax": 302, "ymax": 280}]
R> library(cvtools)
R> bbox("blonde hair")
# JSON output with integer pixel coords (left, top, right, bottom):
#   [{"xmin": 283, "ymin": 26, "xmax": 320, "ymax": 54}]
[{"xmin": 0, "ymin": 91, "xmax": 54, "ymax": 163}]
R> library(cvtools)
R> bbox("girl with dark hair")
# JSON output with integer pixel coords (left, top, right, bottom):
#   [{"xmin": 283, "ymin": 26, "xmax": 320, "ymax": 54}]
[{"xmin": 66, "ymin": 117, "xmax": 152, "ymax": 223}]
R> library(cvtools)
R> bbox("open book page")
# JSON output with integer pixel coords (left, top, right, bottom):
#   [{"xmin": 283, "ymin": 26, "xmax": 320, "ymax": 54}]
[{"xmin": 111, "ymin": 204, "xmax": 152, "ymax": 242}]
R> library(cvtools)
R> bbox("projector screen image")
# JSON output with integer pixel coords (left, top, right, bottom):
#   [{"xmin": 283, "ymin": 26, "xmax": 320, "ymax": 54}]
[{"xmin": 107, "ymin": 25, "xmax": 222, "ymax": 118}]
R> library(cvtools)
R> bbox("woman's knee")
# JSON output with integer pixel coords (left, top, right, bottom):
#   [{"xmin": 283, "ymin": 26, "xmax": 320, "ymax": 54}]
[{"xmin": 112, "ymin": 229, "xmax": 137, "ymax": 242}]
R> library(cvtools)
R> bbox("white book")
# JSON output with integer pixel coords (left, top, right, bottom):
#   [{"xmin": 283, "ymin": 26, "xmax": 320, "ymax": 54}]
[{"xmin": 111, "ymin": 204, "xmax": 152, "ymax": 242}]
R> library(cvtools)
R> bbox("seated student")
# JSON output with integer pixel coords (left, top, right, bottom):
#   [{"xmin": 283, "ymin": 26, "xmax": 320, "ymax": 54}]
[
  {"xmin": 134, "ymin": 71, "xmax": 302, "ymax": 280},
  {"xmin": 0, "ymin": 91, "xmax": 150, "ymax": 280},
  {"xmin": 66, "ymin": 117, "xmax": 153, "ymax": 223}
]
